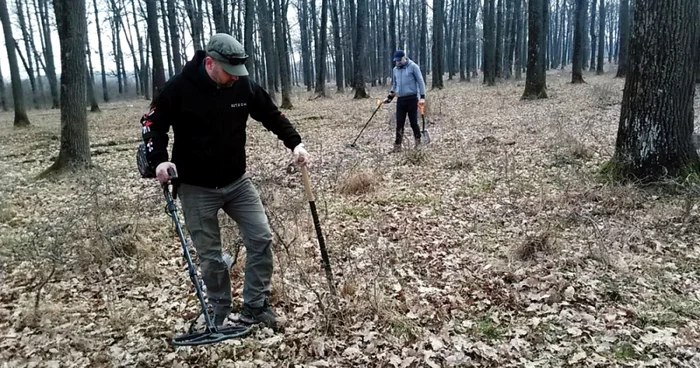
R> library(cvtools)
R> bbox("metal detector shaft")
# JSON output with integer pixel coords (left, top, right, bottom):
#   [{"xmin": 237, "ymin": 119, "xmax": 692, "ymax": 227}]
[
  {"xmin": 163, "ymin": 169, "xmax": 216, "ymax": 333},
  {"xmin": 300, "ymin": 165, "xmax": 336, "ymax": 296},
  {"xmin": 349, "ymin": 100, "xmax": 383, "ymax": 147}
]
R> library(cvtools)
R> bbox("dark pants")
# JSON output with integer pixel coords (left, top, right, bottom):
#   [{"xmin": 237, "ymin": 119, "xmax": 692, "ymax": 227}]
[{"xmin": 395, "ymin": 96, "xmax": 422, "ymax": 145}]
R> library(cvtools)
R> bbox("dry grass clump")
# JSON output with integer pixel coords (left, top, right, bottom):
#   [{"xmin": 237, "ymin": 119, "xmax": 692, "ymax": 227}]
[{"xmin": 338, "ymin": 170, "xmax": 379, "ymax": 195}]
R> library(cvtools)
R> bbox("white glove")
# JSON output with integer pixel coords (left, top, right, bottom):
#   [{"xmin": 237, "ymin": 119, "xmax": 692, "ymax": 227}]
[
  {"xmin": 155, "ymin": 162, "xmax": 177, "ymax": 183},
  {"xmin": 293, "ymin": 143, "xmax": 311, "ymax": 167}
]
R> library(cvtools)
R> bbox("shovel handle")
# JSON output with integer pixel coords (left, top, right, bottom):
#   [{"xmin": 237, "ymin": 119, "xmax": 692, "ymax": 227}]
[{"xmin": 301, "ymin": 165, "xmax": 314, "ymax": 202}]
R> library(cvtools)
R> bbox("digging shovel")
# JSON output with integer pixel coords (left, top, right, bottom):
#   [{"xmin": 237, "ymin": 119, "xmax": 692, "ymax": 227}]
[{"xmin": 419, "ymin": 103, "xmax": 431, "ymax": 145}]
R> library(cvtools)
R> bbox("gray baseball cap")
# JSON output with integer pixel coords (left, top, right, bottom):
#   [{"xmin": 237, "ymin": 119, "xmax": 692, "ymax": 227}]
[{"xmin": 206, "ymin": 33, "xmax": 249, "ymax": 76}]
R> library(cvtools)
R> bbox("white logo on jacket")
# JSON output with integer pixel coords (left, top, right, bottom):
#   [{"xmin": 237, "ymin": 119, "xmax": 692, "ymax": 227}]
[{"xmin": 231, "ymin": 102, "xmax": 247, "ymax": 108}]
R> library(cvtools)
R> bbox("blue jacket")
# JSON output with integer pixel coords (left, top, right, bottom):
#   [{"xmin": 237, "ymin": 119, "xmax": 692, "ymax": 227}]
[{"xmin": 391, "ymin": 59, "xmax": 426, "ymax": 99}]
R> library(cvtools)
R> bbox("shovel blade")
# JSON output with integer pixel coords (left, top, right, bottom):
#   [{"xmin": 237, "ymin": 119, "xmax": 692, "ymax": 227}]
[{"xmin": 421, "ymin": 130, "xmax": 431, "ymax": 144}]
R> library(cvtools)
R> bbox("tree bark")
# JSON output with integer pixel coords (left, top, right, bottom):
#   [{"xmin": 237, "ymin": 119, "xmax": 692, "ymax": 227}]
[
  {"xmin": 495, "ymin": 0, "xmax": 503, "ymax": 79},
  {"xmin": 615, "ymin": 0, "xmax": 630, "ymax": 78},
  {"xmin": 86, "ymin": 36, "xmax": 100, "ymax": 112},
  {"xmin": 353, "ymin": 0, "xmax": 368, "ymax": 98},
  {"xmin": 0, "ymin": 0, "xmax": 30, "ymax": 126},
  {"xmin": 571, "ymin": 0, "xmax": 586, "ymax": 83},
  {"xmin": 521, "ymin": 0, "xmax": 547, "ymax": 99},
  {"xmin": 158, "ymin": 0, "xmax": 173, "ymax": 78},
  {"xmin": 432, "ymin": 0, "xmax": 445, "ymax": 88},
  {"xmin": 330, "ymin": 0, "xmax": 344, "ymax": 92},
  {"xmin": 596, "ymin": 0, "xmax": 605, "ymax": 74},
  {"xmin": 589, "ymin": 0, "xmax": 597, "ymax": 71},
  {"xmin": 145, "ymin": 0, "xmax": 166, "ymax": 99},
  {"xmin": 609, "ymin": 0, "xmax": 700, "ymax": 182},
  {"xmin": 273, "ymin": 0, "xmax": 293, "ymax": 107},
  {"xmin": 15, "ymin": 0, "xmax": 39, "ymax": 108},
  {"xmin": 257, "ymin": 0, "xmax": 277, "ymax": 99},
  {"xmin": 483, "ymin": 0, "xmax": 496, "ymax": 86},
  {"xmin": 210, "ymin": 0, "xmax": 227, "ymax": 33},
  {"xmin": 46, "ymin": 0, "xmax": 91, "ymax": 173},
  {"xmin": 167, "ymin": 0, "xmax": 182, "ymax": 74},
  {"xmin": 92, "ymin": 0, "xmax": 108, "ymax": 102},
  {"xmin": 314, "ymin": 0, "xmax": 329, "ymax": 96}
]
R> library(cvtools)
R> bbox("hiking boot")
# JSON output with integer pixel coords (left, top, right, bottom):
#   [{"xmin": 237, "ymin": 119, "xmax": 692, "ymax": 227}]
[
  {"xmin": 391, "ymin": 144, "xmax": 402, "ymax": 153},
  {"xmin": 414, "ymin": 138, "xmax": 422, "ymax": 149},
  {"xmin": 239, "ymin": 301, "xmax": 280, "ymax": 330}
]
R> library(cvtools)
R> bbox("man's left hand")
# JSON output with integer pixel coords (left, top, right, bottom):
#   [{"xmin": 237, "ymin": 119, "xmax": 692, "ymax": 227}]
[
  {"xmin": 293, "ymin": 143, "xmax": 311, "ymax": 166},
  {"xmin": 418, "ymin": 98, "xmax": 426, "ymax": 108}
]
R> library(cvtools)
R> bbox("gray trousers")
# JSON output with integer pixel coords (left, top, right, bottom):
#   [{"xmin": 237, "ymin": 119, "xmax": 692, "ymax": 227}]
[{"xmin": 178, "ymin": 172, "xmax": 273, "ymax": 318}]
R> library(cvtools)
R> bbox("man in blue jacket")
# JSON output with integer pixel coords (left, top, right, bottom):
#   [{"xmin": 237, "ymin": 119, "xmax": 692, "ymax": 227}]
[{"xmin": 383, "ymin": 50, "xmax": 426, "ymax": 153}]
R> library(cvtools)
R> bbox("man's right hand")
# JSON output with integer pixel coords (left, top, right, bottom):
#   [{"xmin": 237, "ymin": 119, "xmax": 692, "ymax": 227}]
[{"xmin": 156, "ymin": 162, "xmax": 177, "ymax": 183}]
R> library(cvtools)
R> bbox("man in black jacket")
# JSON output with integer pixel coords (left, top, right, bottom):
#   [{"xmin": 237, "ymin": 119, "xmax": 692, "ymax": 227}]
[{"xmin": 140, "ymin": 33, "xmax": 310, "ymax": 330}]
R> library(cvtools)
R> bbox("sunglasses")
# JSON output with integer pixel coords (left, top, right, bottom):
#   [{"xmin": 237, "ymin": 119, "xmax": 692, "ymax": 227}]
[{"xmin": 211, "ymin": 50, "xmax": 248, "ymax": 65}]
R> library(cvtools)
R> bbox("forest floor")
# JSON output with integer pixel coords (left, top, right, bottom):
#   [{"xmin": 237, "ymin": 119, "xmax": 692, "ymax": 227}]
[{"xmin": 1, "ymin": 69, "xmax": 700, "ymax": 367}]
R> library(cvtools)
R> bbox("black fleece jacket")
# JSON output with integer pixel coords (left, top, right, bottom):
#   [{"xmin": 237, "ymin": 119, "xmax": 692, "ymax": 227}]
[{"xmin": 140, "ymin": 50, "xmax": 302, "ymax": 188}]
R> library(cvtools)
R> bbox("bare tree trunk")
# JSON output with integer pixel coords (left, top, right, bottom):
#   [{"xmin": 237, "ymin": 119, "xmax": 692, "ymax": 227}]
[
  {"xmin": 145, "ymin": 0, "xmax": 166, "ymax": 99},
  {"xmin": 257, "ymin": 0, "xmax": 277, "ymax": 100},
  {"xmin": 92, "ymin": 0, "xmax": 109, "ymax": 102},
  {"xmin": 330, "ymin": 0, "xmax": 344, "ymax": 92},
  {"xmin": 86, "ymin": 36, "xmax": 100, "ymax": 112},
  {"xmin": 432, "ymin": 0, "xmax": 445, "ymax": 88},
  {"xmin": 158, "ymin": 0, "xmax": 173, "ymax": 78},
  {"xmin": 615, "ymin": 0, "xmax": 630, "ymax": 78},
  {"xmin": 483, "ymin": 0, "xmax": 496, "ymax": 86},
  {"xmin": 514, "ymin": 0, "xmax": 523, "ymax": 80},
  {"xmin": 167, "ymin": 0, "xmax": 182, "ymax": 74},
  {"xmin": 44, "ymin": 0, "xmax": 91, "ymax": 174},
  {"xmin": 314, "ymin": 0, "xmax": 328, "ymax": 96},
  {"xmin": 495, "ymin": 0, "xmax": 503, "ymax": 79},
  {"xmin": 572, "ymin": 0, "xmax": 586, "ymax": 83},
  {"xmin": 522, "ymin": 0, "xmax": 547, "ymax": 99},
  {"xmin": 0, "ymin": 0, "xmax": 30, "ymax": 126},
  {"xmin": 14, "ymin": 0, "xmax": 39, "ymax": 108},
  {"xmin": 273, "ymin": 0, "xmax": 292, "ymax": 107},
  {"xmin": 353, "ymin": 0, "xmax": 368, "ymax": 98},
  {"xmin": 210, "ymin": 0, "xmax": 227, "ymax": 33},
  {"xmin": 596, "ymin": 0, "xmax": 605, "ymax": 74},
  {"xmin": 244, "ymin": 0, "xmax": 254, "ymax": 78},
  {"xmin": 609, "ymin": 0, "xmax": 699, "ymax": 182},
  {"xmin": 589, "ymin": 0, "xmax": 597, "ymax": 71}
]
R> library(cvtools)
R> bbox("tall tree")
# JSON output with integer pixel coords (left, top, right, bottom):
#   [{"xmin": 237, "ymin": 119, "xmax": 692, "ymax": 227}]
[
  {"xmin": 15, "ymin": 0, "xmax": 39, "ymax": 108},
  {"xmin": 314, "ymin": 0, "xmax": 329, "ymax": 96},
  {"xmin": 92, "ymin": 0, "xmax": 108, "ymax": 102},
  {"xmin": 46, "ymin": 0, "xmax": 91, "ymax": 173},
  {"xmin": 86, "ymin": 37, "xmax": 100, "ymax": 112},
  {"xmin": 353, "ymin": 0, "xmax": 368, "ymax": 98},
  {"xmin": 167, "ymin": 0, "xmax": 182, "ymax": 74},
  {"xmin": 514, "ymin": 0, "xmax": 523, "ymax": 79},
  {"xmin": 589, "ymin": 0, "xmax": 597, "ymax": 71},
  {"xmin": 145, "ymin": 0, "xmax": 166, "ymax": 99},
  {"xmin": 495, "ymin": 0, "xmax": 503, "ymax": 78},
  {"xmin": 257, "ymin": 0, "xmax": 277, "ymax": 99},
  {"xmin": 273, "ymin": 0, "xmax": 293, "ymax": 107},
  {"xmin": 330, "ymin": 0, "xmax": 344, "ymax": 92},
  {"xmin": 0, "ymin": 0, "xmax": 30, "ymax": 126},
  {"xmin": 615, "ymin": 0, "xmax": 630, "ymax": 78},
  {"xmin": 608, "ymin": 0, "xmax": 699, "ymax": 182},
  {"xmin": 596, "ymin": 0, "xmax": 605, "ymax": 74},
  {"xmin": 431, "ymin": 0, "xmax": 445, "ymax": 88},
  {"xmin": 210, "ymin": 0, "xmax": 227, "ymax": 33},
  {"xmin": 483, "ymin": 0, "xmax": 496, "ymax": 85},
  {"xmin": 571, "ymin": 0, "xmax": 586, "ymax": 83},
  {"xmin": 522, "ymin": 0, "xmax": 547, "ymax": 99}
]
